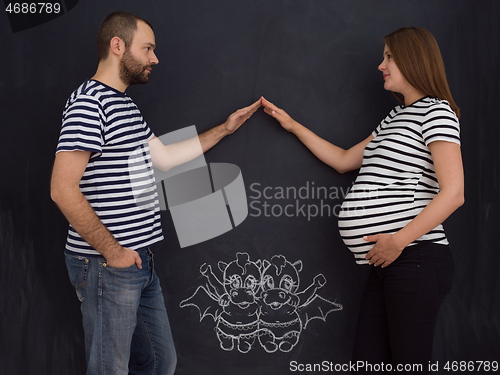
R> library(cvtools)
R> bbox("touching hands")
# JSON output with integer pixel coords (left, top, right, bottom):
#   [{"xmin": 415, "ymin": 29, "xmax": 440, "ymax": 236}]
[{"xmin": 223, "ymin": 96, "xmax": 298, "ymax": 134}]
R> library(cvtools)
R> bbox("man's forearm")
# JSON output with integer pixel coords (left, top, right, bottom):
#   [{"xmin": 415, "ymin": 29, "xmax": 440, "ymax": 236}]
[
  {"xmin": 198, "ymin": 123, "xmax": 230, "ymax": 153},
  {"xmin": 150, "ymin": 124, "xmax": 229, "ymax": 171},
  {"xmin": 150, "ymin": 99, "xmax": 261, "ymax": 171},
  {"xmin": 53, "ymin": 187, "xmax": 123, "ymax": 258}
]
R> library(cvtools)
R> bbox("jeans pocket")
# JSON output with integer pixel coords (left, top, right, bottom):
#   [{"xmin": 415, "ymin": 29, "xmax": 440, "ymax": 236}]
[
  {"xmin": 105, "ymin": 264, "xmax": 138, "ymax": 271},
  {"xmin": 65, "ymin": 253, "xmax": 88, "ymax": 302}
]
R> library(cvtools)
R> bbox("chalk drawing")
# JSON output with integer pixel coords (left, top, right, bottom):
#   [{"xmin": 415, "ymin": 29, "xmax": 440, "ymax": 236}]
[{"xmin": 180, "ymin": 252, "xmax": 343, "ymax": 353}]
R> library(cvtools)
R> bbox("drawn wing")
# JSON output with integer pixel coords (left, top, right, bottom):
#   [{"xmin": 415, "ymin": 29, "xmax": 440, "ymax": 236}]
[
  {"xmin": 298, "ymin": 295, "xmax": 343, "ymax": 329},
  {"xmin": 179, "ymin": 285, "xmax": 222, "ymax": 322}
]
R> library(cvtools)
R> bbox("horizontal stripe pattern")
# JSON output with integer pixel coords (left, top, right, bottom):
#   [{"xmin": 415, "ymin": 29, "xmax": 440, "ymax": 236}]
[
  {"xmin": 338, "ymin": 97, "xmax": 460, "ymax": 264},
  {"xmin": 56, "ymin": 80, "xmax": 163, "ymax": 256}
]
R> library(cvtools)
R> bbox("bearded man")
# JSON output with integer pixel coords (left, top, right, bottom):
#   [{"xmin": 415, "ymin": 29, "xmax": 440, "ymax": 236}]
[{"xmin": 50, "ymin": 11, "xmax": 260, "ymax": 375}]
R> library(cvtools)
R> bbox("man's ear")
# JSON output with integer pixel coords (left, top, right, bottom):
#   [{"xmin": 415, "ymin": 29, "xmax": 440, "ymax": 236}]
[{"xmin": 109, "ymin": 36, "xmax": 125, "ymax": 57}]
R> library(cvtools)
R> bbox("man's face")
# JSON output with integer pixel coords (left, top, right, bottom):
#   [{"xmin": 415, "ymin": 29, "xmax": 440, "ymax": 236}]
[{"xmin": 119, "ymin": 21, "xmax": 159, "ymax": 86}]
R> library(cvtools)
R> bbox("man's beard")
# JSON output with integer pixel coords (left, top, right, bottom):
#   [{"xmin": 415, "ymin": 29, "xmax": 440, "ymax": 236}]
[{"xmin": 119, "ymin": 48, "xmax": 153, "ymax": 86}]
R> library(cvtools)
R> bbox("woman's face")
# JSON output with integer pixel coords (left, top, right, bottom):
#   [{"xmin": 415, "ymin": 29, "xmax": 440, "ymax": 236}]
[
  {"xmin": 378, "ymin": 44, "xmax": 407, "ymax": 93},
  {"xmin": 378, "ymin": 44, "xmax": 423, "ymax": 105}
]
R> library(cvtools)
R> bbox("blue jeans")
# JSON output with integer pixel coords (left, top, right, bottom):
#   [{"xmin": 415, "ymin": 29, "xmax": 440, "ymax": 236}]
[{"xmin": 65, "ymin": 249, "xmax": 177, "ymax": 375}]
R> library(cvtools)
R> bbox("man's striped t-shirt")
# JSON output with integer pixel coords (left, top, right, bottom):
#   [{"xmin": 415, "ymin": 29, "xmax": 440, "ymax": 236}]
[
  {"xmin": 338, "ymin": 96, "xmax": 460, "ymax": 265},
  {"xmin": 56, "ymin": 79, "xmax": 164, "ymax": 256}
]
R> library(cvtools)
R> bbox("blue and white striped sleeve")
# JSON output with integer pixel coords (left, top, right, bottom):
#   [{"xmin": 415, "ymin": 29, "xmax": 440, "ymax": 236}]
[{"xmin": 56, "ymin": 95, "xmax": 104, "ymax": 154}]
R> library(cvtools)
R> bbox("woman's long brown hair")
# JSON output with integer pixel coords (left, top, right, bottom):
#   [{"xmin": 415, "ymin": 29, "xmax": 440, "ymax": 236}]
[{"xmin": 384, "ymin": 27, "xmax": 460, "ymax": 119}]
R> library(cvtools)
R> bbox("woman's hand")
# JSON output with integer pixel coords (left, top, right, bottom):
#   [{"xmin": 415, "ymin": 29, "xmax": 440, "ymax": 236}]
[
  {"xmin": 261, "ymin": 96, "xmax": 371, "ymax": 174},
  {"xmin": 261, "ymin": 97, "xmax": 297, "ymax": 132},
  {"xmin": 364, "ymin": 234, "xmax": 405, "ymax": 267}
]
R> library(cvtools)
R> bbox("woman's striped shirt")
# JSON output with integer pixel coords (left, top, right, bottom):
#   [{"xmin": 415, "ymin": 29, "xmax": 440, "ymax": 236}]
[
  {"xmin": 56, "ymin": 80, "xmax": 164, "ymax": 256},
  {"xmin": 338, "ymin": 97, "xmax": 460, "ymax": 265}
]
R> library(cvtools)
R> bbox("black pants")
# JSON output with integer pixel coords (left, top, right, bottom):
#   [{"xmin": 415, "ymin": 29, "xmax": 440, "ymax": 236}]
[{"xmin": 352, "ymin": 242, "xmax": 454, "ymax": 374}]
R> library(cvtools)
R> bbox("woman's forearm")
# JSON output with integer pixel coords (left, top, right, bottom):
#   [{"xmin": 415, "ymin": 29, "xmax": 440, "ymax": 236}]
[
  {"xmin": 262, "ymin": 97, "xmax": 372, "ymax": 173},
  {"xmin": 393, "ymin": 189, "xmax": 465, "ymax": 249},
  {"xmin": 291, "ymin": 122, "xmax": 372, "ymax": 173}
]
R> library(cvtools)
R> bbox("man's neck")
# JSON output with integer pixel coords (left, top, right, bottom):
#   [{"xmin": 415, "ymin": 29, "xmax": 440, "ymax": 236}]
[{"xmin": 92, "ymin": 63, "xmax": 128, "ymax": 92}]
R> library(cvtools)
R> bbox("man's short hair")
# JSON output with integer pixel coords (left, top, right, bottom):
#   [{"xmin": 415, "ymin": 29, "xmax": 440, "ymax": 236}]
[{"xmin": 96, "ymin": 11, "xmax": 153, "ymax": 62}]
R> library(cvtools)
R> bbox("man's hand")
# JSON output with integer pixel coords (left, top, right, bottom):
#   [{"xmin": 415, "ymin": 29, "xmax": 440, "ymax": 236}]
[
  {"xmin": 105, "ymin": 246, "xmax": 143, "ymax": 269},
  {"xmin": 222, "ymin": 98, "xmax": 262, "ymax": 134},
  {"xmin": 198, "ymin": 98, "xmax": 261, "ymax": 153},
  {"xmin": 364, "ymin": 234, "xmax": 405, "ymax": 268}
]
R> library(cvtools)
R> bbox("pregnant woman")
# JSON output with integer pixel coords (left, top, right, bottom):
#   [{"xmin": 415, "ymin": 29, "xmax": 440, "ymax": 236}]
[{"xmin": 262, "ymin": 27, "xmax": 464, "ymax": 374}]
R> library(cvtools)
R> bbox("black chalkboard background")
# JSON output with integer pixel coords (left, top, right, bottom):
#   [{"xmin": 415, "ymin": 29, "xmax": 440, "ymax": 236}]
[{"xmin": 1, "ymin": 1, "xmax": 499, "ymax": 374}]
